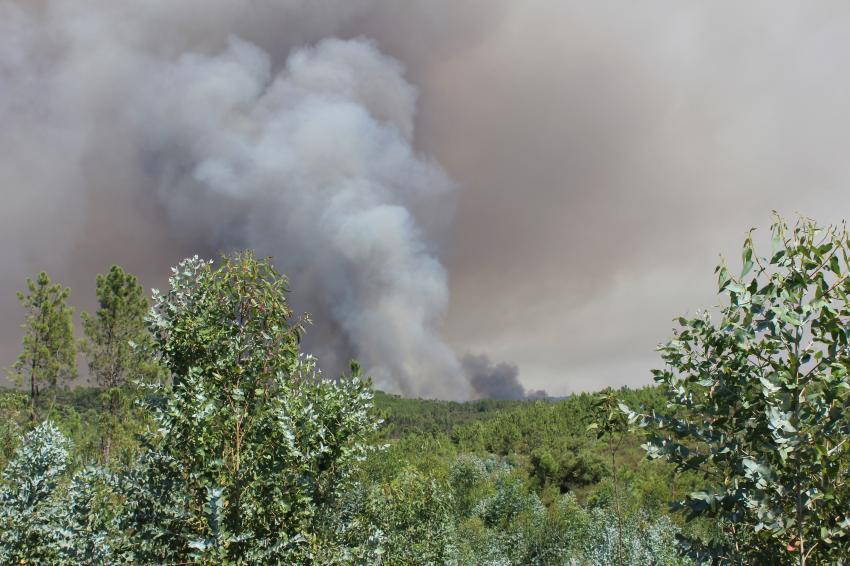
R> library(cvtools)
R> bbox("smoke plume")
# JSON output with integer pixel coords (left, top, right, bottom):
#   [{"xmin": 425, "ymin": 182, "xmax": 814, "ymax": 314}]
[
  {"xmin": 0, "ymin": 0, "xmax": 505, "ymax": 399},
  {"xmin": 134, "ymin": 36, "xmax": 468, "ymax": 398},
  {"xmin": 4, "ymin": 1, "xmax": 850, "ymax": 397},
  {"xmin": 462, "ymin": 354, "xmax": 547, "ymax": 401}
]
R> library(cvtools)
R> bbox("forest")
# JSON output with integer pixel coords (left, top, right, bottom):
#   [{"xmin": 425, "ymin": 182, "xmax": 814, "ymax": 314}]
[{"xmin": 1, "ymin": 216, "xmax": 849, "ymax": 564}]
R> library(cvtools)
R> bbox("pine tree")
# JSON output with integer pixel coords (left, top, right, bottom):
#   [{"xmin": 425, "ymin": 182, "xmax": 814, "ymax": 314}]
[
  {"xmin": 80, "ymin": 265, "xmax": 155, "ymax": 459},
  {"xmin": 8, "ymin": 273, "xmax": 76, "ymax": 419}
]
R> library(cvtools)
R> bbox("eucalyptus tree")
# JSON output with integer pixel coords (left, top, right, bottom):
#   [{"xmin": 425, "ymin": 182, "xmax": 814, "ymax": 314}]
[
  {"xmin": 0, "ymin": 421, "xmax": 70, "ymax": 562},
  {"xmin": 589, "ymin": 389, "xmax": 631, "ymax": 564},
  {"xmin": 127, "ymin": 252, "xmax": 380, "ymax": 562},
  {"xmin": 632, "ymin": 216, "xmax": 850, "ymax": 563},
  {"xmin": 8, "ymin": 272, "xmax": 76, "ymax": 418}
]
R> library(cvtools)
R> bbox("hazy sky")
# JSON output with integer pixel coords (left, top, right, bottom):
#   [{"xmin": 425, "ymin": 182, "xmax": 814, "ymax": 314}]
[{"xmin": 2, "ymin": 1, "xmax": 850, "ymax": 398}]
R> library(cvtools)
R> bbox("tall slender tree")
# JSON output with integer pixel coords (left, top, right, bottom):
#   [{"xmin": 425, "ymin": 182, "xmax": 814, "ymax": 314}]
[
  {"xmin": 8, "ymin": 273, "xmax": 76, "ymax": 419},
  {"xmin": 80, "ymin": 265, "xmax": 155, "ymax": 459},
  {"xmin": 589, "ymin": 389, "xmax": 630, "ymax": 564}
]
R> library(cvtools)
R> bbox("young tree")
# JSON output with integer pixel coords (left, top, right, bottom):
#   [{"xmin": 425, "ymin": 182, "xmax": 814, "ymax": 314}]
[
  {"xmin": 80, "ymin": 265, "xmax": 155, "ymax": 459},
  {"xmin": 0, "ymin": 421, "xmax": 71, "ymax": 562},
  {"xmin": 0, "ymin": 423, "xmax": 120, "ymax": 563},
  {"xmin": 130, "ymin": 252, "xmax": 379, "ymax": 561},
  {"xmin": 589, "ymin": 389, "xmax": 631, "ymax": 564},
  {"xmin": 8, "ymin": 273, "xmax": 76, "ymax": 418},
  {"xmin": 633, "ymin": 216, "xmax": 850, "ymax": 563}
]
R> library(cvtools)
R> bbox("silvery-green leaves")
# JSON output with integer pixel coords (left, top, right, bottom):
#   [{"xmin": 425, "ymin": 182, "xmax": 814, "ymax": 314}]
[
  {"xmin": 636, "ymin": 215, "xmax": 850, "ymax": 562},
  {"xmin": 0, "ymin": 253, "xmax": 384, "ymax": 564},
  {"xmin": 131, "ymin": 252, "xmax": 380, "ymax": 562},
  {"xmin": 0, "ymin": 421, "xmax": 70, "ymax": 562}
]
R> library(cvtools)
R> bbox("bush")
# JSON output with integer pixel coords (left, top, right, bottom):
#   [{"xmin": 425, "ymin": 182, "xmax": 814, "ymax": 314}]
[{"xmin": 0, "ymin": 421, "xmax": 70, "ymax": 562}]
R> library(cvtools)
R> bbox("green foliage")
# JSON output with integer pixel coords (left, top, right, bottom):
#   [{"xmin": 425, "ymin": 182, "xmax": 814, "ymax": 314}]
[
  {"xmin": 374, "ymin": 391, "xmax": 522, "ymax": 438},
  {"xmin": 0, "ymin": 383, "xmax": 689, "ymax": 565},
  {"xmin": 111, "ymin": 450, "xmax": 196, "ymax": 562},
  {"xmin": 0, "ymin": 380, "xmax": 690, "ymax": 565},
  {"xmin": 81, "ymin": 264, "xmax": 159, "ymax": 461},
  {"xmin": 0, "ymin": 421, "xmax": 70, "ymax": 562},
  {"xmin": 368, "ymin": 468, "xmax": 457, "ymax": 564},
  {"xmin": 9, "ymin": 217, "xmax": 850, "ymax": 563},
  {"xmin": 368, "ymin": 385, "xmax": 678, "ymax": 524},
  {"xmin": 449, "ymin": 455, "xmax": 690, "ymax": 565},
  {"xmin": 633, "ymin": 215, "xmax": 850, "ymax": 563},
  {"xmin": 54, "ymin": 466, "xmax": 121, "ymax": 562},
  {"xmin": 81, "ymin": 264, "xmax": 155, "ymax": 390},
  {"xmin": 588, "ymin": 389, "xmax": 632, "ymax": 564},
  {"xmin": 134, "ymin": 252, "xmax": 380, "ymax": 561},
  {"xmin": 577, "ymin": 506, "xmax": 689, "ymax": 566},
  {"xmin": 8, "ymin": 272, "xmax": 76, "ymax": 417},
  {"xmin": 450, "ymin": 454, "xmax": 491, "ymax": 518},
  {"xmin": 0, "ymin": 391, "xmax": 27, "ymax": 469}
]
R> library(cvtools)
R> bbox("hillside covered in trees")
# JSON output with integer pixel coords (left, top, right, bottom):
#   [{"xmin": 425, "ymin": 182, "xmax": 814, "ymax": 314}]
[
  {"xmin": 1, "ymin": 216, "xmax": 849, "ymax": 563},
  {"xmin": 0, "ymin": 382, "xmax": 701, "ymax": 564}
]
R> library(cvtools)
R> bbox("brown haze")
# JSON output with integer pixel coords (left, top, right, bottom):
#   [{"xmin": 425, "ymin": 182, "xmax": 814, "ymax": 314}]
[{"xmin": 2, "ymin": 1, "xmax": 850, "ymax": 398}]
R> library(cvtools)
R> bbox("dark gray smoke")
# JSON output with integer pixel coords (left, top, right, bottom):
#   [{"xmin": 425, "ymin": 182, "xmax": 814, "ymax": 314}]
[{"xmin": 462, "ymin": 354, "xmax": 547, "ymax": 400}]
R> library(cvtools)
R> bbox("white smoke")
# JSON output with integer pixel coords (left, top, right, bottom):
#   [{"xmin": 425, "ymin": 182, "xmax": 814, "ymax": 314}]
[
  {"xmin": 0, "ymin": 1, "xmax": 484, "ymax": 399},
  {"xmin": 132, "ymin": 37, "xmax": 469, "ymax": 398}
]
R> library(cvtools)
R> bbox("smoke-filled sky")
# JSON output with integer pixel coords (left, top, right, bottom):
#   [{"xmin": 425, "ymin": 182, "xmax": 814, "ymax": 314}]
[{"xmin": 3, "ymin": 1, "xmax": 850, "ymax": 399}]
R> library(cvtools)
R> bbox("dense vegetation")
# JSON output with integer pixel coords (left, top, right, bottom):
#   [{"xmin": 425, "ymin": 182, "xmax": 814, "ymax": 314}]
[
  {"xmin": 0, "ymin": 384, "xmax": 692, "ymax": 564},
  {"xmin": 0, "ymin": 216, "xmax": 848, "ymax": 563}
]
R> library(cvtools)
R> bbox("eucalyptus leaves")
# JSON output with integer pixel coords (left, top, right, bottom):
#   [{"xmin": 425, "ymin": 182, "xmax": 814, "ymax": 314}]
[
  {"xmin": 138, "ymin": 252, "xmax": 381, "ymax": 561},
  {"xmin": 630, "ymin": 215, "xmax": 850, "ymax": 563},
  {"xmin": 0, "ymin": 253, "xmax": 381, "ymax": 563}
]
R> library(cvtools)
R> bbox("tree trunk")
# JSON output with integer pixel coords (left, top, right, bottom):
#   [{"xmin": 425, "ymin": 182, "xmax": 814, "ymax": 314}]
[{"xmin": 30, "ymin": 358, "xmax": 38, "ymax": 421}]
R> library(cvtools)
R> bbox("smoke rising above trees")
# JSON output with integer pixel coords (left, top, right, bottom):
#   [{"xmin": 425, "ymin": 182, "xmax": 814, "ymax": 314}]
[
  {"xmin": 5, "ymin": 1, "xmax": 850, "ymax": 396},
  {"xmin": 461, "ymin": 354, "xmax": 547, "ymax": 400},
  {"xmin": 132, "ymin": 36, "xmax": 470, "ymax": 398},
  {"xmin": 0, "ymin": 1, "xmax": 515, "ymax": 399}
]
